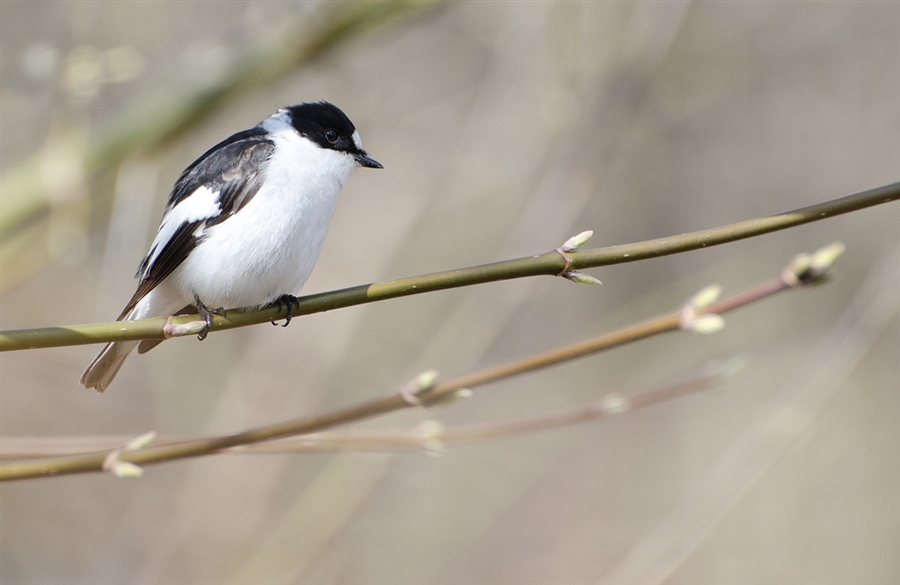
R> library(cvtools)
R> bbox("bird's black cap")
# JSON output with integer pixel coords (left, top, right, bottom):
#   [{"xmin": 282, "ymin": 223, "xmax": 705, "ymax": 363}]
[{"xmin": 286, "ymin": 102, "xmax": 382, "ymax": 168}]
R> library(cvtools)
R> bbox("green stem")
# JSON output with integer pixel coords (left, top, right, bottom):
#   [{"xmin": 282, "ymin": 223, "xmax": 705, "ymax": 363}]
[{"xmin": 1, "ymin": 181, "xmax": 896, "ymax": 352}]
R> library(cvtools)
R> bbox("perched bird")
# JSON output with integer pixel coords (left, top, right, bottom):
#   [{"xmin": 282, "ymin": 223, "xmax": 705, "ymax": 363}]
[{"xmin": 81, "ymin": 102, "xmax": 382, "ymax": 392}]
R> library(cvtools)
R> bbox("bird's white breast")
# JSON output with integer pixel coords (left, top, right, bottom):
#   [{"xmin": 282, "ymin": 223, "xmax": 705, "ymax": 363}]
[{"xmin": 169, "ymin": 118, "xmax": 357, "ymax": 309}]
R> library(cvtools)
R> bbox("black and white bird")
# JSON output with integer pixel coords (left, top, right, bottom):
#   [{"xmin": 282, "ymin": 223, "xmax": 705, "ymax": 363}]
[{"xmin": 81, "ymin": 102, "xmax": 381, "ymax": 392}]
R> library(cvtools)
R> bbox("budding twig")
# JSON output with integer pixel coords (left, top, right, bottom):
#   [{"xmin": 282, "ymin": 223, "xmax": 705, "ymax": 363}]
[
  {"xmin": 101, "ymin": 431, "xmax": 157, "ymax": 478},
  {"xmin": 0, "ymin": 361, "xmax": 742, "ymax": 458},
  {"xmin": 0, "ymin": 244, "xmax": 842, "ymax": 481}
]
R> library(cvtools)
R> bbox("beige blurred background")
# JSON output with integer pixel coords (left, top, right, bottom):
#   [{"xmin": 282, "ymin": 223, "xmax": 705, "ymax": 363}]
[{"xmin": 1, "ymin": 2, "xmax": 898, "ymax": 584}]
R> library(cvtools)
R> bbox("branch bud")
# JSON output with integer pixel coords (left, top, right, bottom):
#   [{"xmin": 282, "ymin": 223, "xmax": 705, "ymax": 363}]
[
  {"xmin": 688, "ymin": 314, "xmax": 726, "ymax": 334},
  {"xmin": 597, "ymin": 392, "xmax": 631, "ymax": 415},
  {"xmin": 783, "ymin": 242, "xmax": 845, "ymax": 287},
  {"xmin": 809, "ymin": 241, "xmax": 846, "ymax": 275},
  {"xmin": 427, "ymin": 388, "xmax": 472, "ymax": 407},
  {"xmin": 562, "ymin": 271, "xmax": 602, "ymax": 285},
  {"xmin": 124, "ymin": 431, "xmax": 157, "ymax": 451},
  {"xmin": 414, "ymin": 420, "xmax": 446, "ymax": 456},
  {"xmin": 679, "ymin": 284, "xmax": 725, "ymax": 333},
  {"xmin": 105, "ymin": 460, "xmax": 144, "ymax": 478},
  {"xmin": 560, "ymin": 230, "xmax": 594, "ymax": 253},
  {"xmin": 400, "ymin": 370, "xmax": 440, "ymax": 406},
  {"xmin": 689, "ymin": 284, "xmax": 723, "ymax": 310}
]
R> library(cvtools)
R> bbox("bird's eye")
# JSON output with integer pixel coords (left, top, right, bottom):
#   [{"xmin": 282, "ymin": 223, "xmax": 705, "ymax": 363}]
[{"xmin": 325, "ymin": 129, "xmax": 339, "ymax": 143}]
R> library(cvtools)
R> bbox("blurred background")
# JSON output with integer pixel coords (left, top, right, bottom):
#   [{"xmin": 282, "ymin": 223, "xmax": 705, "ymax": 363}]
[{"xmin": 1, "ymin": 2, "xmax": 898, "ymax": 583}]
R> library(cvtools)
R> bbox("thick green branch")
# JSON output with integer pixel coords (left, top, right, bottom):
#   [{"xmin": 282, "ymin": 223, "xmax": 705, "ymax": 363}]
[{"xmin": 1, "ymin": 182, "xmax": 896, "ymax": 352}]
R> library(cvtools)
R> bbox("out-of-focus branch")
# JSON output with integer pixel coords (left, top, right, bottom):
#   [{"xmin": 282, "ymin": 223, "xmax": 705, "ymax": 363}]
[
  {"xmin": 1, "ymin": 180, "xmax": 895, "ymax": 352},
  {"xmin": 0, "ymin": 243, "xmax": 843, "ymax": 481},
  {"xmin": 0, "ymin": 361, "xmax": 739, "ymax": 459},
  {"xmin": 0, "ymin": 1, "xmax": 439, "ymax": 239}
]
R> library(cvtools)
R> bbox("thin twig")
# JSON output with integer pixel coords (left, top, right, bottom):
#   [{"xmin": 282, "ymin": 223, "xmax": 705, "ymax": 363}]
[
  {"xmin": 0, "ymin": 243, "xmax": 841, "ymax": 481},
  {"xmin": 0, "ymin": 362, "xmax": 738, "ymax": 458}
]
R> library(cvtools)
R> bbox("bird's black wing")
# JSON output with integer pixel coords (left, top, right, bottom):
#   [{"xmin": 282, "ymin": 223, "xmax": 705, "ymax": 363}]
[
  {"xmin": 165, "ymin": 126, "xmax": 273, "ymax": 213},
  {"xmin": 117, "ymin": 128, "xmax": 275, "ymax": 319}
]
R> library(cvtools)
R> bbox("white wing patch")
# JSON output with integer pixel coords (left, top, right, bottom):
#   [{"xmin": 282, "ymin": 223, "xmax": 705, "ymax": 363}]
[{"xmin": 145, "ymin": 185, "xmax": 221, "ymax": 272}]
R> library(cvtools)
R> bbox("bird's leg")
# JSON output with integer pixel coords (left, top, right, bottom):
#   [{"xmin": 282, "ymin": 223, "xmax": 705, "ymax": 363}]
[
  {"xmin": 271, "ymin": 294, "xmax": 298, "ymax": 328},
  {"xmin": 193, "ymin": 294, "xmax": 226, "ymax": 341}
]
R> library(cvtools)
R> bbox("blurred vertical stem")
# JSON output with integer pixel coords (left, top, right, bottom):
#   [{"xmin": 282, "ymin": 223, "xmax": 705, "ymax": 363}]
[{"xmin": 0, "ymin": 1, "xmax": 440, "ymax": 283}]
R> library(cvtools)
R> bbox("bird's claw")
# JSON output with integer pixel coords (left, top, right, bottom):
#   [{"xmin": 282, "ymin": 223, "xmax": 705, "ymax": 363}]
[
  {"xmin": 194, "ymin": 295, "xmax": 226, "ymax": 341},
  {"xmin": 271, "ymin": 294, "xmax": 298, "ymax": 327}
]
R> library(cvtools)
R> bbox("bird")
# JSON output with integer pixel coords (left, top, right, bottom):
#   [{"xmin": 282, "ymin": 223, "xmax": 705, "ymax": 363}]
[{"xmin": 81, "ymin": 101, "xmax": 382, "ymax": 392}]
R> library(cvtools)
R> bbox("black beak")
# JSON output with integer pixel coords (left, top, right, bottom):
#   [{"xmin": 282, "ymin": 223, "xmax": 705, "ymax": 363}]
[{"xmin": 355, "ymin": 152, "xmax": 383, "ymax": 169}]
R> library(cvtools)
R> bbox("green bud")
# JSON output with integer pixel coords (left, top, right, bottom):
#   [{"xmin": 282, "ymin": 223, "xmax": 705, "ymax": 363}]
[
  {"xmin": 561, "ymin": 230, "xmax": 594, "ymax": 252},
  {"xmin": 108, "ymin": 461, "xmax": 144, "ymax": 478},
  {"xmin": 124, "ymin": 431, "xmax": 157, "ymax": 451},
  {"xmin": 689, "ymin": 284, "xmax": 722, "ymax": 310},
  {"xmin": 689, "ymin": 314, "xmax": 726, "ymax": 334},
  {"xmin": 564, "ymin": 271, "xmax": 602, "ymax": 285}
]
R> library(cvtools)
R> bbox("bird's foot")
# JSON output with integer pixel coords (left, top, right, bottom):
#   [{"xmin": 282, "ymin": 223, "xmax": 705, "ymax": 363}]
[
  {"xmin": 194, "ymin": 294, "xmax": 226, "ymax": 341},
  {"xmin": 271, "ymin": 294, "xmax": 298, "ymax": 327}
]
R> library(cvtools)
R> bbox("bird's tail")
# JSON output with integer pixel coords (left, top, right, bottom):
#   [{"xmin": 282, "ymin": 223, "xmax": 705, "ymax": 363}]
[
  {"xmin": 80, "ymin": 340, "xmax": 141, "ymax": 392},
  {"xmin": 80, "ymin": 286, "xmax": 186, "ymax": 393}
]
